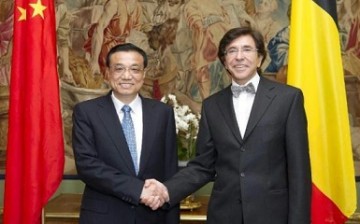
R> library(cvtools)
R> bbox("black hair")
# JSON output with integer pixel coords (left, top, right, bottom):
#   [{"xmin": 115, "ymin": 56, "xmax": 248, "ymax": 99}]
[{"xmin": 105, "ymin": 43, "xmax": 148, "ymax": 68}]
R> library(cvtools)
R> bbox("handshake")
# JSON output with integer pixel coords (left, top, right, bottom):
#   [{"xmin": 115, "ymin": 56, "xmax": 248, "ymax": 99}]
[{"xmin": 140, "ymin": 179, "xmax": 169, "ymax": 210}]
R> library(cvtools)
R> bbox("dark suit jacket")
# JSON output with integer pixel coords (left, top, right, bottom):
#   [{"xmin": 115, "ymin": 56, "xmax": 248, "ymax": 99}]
[
  {"xmin": 165, "ymin": 77, "xmax": 311, "ymax": 224},
  {"xmin": 72, "ymin": 93, "xmax": 180, "ymax": 224}
]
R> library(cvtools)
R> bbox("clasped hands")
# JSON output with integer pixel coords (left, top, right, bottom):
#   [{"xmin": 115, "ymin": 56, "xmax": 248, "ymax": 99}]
[{"xmin": 140, "ymin": 179, "xmax": 169, "ymax": 210}]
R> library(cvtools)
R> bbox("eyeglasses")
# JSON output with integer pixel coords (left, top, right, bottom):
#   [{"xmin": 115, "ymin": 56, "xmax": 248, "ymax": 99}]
[
  {"xmin": 110, "ymin": 65, "xmax": 144, "ymax": 76},
  {"xmin": 224, "ymin": 47, "xmax": 258, "ymax": 57}
]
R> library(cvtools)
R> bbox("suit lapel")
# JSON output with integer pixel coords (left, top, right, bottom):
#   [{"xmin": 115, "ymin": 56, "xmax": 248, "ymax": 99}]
[
  {"xmin": 216, "ymin": 86, "xmax": 243, "ymax": 144},
  {"xmin": 97, "ymin": 94, "xmax": 136, "ymax": 174},
  {"xmin": 243, "ymin": 77, "xmax": 277, "ymax": 140}
]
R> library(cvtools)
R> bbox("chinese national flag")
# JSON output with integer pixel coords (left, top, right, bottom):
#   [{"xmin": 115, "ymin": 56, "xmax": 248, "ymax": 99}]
[
  {"xmin": 287, "ymin": 0, "xmax": 357, "ymax": 223},
  {"xmin": 3, "ymin": 0, "xmax": 64, "ymax": 223}
]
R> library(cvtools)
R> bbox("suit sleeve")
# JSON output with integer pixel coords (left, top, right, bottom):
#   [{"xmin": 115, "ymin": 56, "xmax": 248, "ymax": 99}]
[
  {"xmin": 72, "ymin": 104, "xmax": 144, "ymax": 206},
  {"xmin": 165, "ymin": 102, "xmax": 216, "ymax": 206},
  {"xmin": 286, "ymin": 90, "xmax": 312, "ymax": 224}
]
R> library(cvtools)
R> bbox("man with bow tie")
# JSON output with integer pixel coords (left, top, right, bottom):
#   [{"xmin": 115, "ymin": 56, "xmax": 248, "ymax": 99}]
[{"xmin": 143, "ymin": 27, "xmax": 311, "ymax": 224}]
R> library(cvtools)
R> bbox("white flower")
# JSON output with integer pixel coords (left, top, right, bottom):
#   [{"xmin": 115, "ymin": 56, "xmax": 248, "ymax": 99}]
[
  {"xmin": 168, "ymin": 94, "xmax": 176, "ymax": 101},
  {"xmin": 161, "ymin": 94, "xmax": 201, "ymax": 160}
]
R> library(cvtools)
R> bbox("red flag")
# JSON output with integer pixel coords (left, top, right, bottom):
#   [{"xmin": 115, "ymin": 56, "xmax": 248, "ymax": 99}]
[{"xmin": 3, "ymin": 0, "xmax": 64, "ymax": 223}]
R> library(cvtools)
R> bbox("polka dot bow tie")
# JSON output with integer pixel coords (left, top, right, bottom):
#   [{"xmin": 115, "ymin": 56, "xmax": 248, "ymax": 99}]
[{"xmin": 231, "ymin": 83, "xmax": 256, "ymax": 98}]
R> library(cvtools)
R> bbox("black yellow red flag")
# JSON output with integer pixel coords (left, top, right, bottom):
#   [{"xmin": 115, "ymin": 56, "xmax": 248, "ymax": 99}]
[{"xmin": 287, "ymin": 0, "xmax": 357, "ymax": 223}]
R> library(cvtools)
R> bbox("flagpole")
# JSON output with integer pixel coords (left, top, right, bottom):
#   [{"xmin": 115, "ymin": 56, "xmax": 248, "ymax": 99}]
[{"xmin": 42, "ymin": 208, "xmax": 45, "ymax": 224}]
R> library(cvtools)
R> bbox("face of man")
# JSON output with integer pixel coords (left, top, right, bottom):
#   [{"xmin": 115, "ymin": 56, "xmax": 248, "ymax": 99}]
[
  {"xmin": 257, "ymin": 0, "xmax": 277, "ymax": 14},
  {"xmin": 223, "ymin": 34, "xmax": 263, "ymax": 85},
  {"xmin": 153, "ymin": 0, "xmax": 182, "ymax": 24},
  {"xmin": 105, "ymin": 51, "xmax": 145, "ymax": 103}
]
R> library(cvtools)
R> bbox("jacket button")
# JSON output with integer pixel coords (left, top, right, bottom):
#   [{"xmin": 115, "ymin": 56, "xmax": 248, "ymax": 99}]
[
  {"xmin": 240, "ymin": 172, "xmax": 245, "ymax": 177},
  {"xmin": 240, "ymin": 147, "xmax": 245, "ymax": 152}
]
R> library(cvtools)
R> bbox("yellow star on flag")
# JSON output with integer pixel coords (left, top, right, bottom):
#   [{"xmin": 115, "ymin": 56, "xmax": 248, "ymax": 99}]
[
  {"xmin": 17, "ymin": 7, "xmax": 27, "ymax": 21},
  {"xmin": 29, "ymin": 0, "xmax": 47, "ymax": 19}
]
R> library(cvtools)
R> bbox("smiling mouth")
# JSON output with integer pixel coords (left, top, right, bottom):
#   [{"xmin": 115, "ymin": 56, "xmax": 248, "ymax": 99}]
[
  {"xmin": 233, "ymin": 65, "xmax": 247, "ymax": 70},
  {"xmin": 120, "ymin": 83, "xmax": 134, "ymax": 88}
]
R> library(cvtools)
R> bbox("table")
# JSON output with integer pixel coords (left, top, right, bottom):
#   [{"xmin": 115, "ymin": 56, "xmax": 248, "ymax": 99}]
[{"xmin": 44, "ymin": 193, "xmax": 208, "ymax": 224}]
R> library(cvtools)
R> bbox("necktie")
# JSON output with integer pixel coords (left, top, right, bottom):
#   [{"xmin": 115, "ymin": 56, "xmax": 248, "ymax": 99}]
[
  {"xmin": 231, "ymin": 83, "xmax": 256, "ymax": 98},
  {"xmin": 121, "ymin": 105, "xmax": 138, "ymax": 174}
]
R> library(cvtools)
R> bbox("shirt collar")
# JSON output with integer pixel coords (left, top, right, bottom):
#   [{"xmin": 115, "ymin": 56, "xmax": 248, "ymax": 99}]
[{"xmin": 111, "ymin": 93, "xmax": 142, "ymax": 115}]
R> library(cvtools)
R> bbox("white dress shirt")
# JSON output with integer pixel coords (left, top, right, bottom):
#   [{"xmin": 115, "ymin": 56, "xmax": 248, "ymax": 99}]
[
  {"xmin": 111, "ymin": 93, "xmax": 143, "ymax": 167},
  {"xmin": 232, "ymin": 74, "xmax": 260, "ymax": 138}
]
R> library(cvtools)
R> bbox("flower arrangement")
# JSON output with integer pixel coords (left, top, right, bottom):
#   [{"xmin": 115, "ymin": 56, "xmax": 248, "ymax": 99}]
[{"xmin": 161, "ymin": 94, "xmax": 200, "ymax": 162}]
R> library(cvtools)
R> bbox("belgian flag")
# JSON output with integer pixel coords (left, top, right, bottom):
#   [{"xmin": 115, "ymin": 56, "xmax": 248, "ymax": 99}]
[{"xmin": 287, "ymin": 0, "xmax": 357, "ymax": 223}]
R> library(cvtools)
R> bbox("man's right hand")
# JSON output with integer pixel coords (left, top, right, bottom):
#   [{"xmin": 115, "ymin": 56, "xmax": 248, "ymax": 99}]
[{"xmin": 140, "ymin": 179, "xmax": 169, "ymax": 210}]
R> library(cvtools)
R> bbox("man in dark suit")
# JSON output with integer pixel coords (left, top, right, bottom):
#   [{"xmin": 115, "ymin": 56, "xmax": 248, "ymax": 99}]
[
  {"xmin": 144, "ymin": 27, "xmax": 311, "ymax": 223},
  {"xmin": 72, "ymin": 43, "xmax": 179, "ymax": 224}
]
